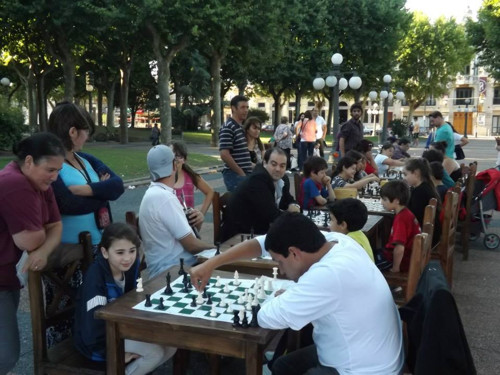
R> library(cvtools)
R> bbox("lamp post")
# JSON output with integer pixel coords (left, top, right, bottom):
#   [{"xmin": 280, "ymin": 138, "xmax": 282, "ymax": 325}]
[
  {"xmin": 1, "ymin": 77, "xmax": 10, "ymax": 103},
  {"xmin": 368, "ymin": 75, "xmax": 404, "ymax": 143},
  {"xmin": 85, "ymin": 71, "xmax": 94, "ymax": 119},
  {"xmin": 463, "ymin": 98, "xmax": 470, "ymax": 138},
  {"xmin": 312, "ymin": 53, "xmax": 362, "ymax": 154}
]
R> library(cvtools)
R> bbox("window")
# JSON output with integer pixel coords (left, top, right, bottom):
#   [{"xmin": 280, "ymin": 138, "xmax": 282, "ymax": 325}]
[
  {"xmin": 289, "ymin": 101, "xmax": 296, "ymax": 107},
  {"xmin": 493, "ymin": 116, "xmax": 500, "ymax": 136},
  {"xmin": 455, "ymin": 88, "xmax": 474, "ymax": 105},
  {"xmin": 258, "ymin": 102, "xmax": 265, "ymax": 108},
  {"xmin": 308, "ymin": 101, "xmax": 314, "ymax": 107},
  {"xmin": 425, "ymin": 95, "xmax": 436, "ymax": 106},
  {"xmin": 494, "ymin": 87, "xmax": 500, "ymax": 105},
  {"xmin": 463, "ymin": 65, "xmax": 470, "ymax": 75}
]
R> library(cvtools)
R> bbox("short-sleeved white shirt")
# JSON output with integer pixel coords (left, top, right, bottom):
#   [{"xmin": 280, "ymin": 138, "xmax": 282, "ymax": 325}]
[
  {"xmin": 139, "ymin": 182, "xmax": 196, "ymax": 279},
  {"xmin": 256, "ymin": 232, "xmax": 404, "ymax": 375},
  {"xmin": 315, "ymin": 116, "xmax": 326, "ymax": 139},
  {"xmin": 374, "ymin": 153, "xmax": 389, "ymax": 176}
]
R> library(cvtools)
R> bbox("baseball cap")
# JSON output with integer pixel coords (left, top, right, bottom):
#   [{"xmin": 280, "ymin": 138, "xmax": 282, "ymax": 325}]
[{"xmin": 147, "ymin": 145, "xmax": 174, "ymax": 181}]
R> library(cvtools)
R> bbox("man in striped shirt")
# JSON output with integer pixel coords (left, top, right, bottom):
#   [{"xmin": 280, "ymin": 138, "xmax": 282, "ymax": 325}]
[{"xmin": 219, "ymin": 95, "xmax": 253, "ymax": 191}]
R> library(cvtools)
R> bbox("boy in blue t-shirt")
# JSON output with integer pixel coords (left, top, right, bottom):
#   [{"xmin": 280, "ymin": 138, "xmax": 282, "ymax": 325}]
[{"xmin": 300, "ymin": 156, "xmax": 335, "ymax": 209}]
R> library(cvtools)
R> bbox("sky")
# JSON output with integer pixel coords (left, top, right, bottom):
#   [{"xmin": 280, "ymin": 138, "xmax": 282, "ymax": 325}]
[{"xmin": 405, "ymin": 0, "xmax": 483, "ymax": 22}]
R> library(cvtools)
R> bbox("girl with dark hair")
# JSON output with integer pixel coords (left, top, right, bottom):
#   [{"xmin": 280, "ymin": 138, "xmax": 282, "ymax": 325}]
[
  {"xmin": 331, "ymin": 156, "xmax": 380, "ymax": 190},
  {"xmin": 404, "ymin": 158, "xmax": 442, "ymax": 245},
  {"xmin": 356, "ymin": 139, "xmax": 378, "ymax": 175},
  {"xmin": 172, "ymin": 142, "xmax": 214, "ymax": 229},
  {"xmin": 243, "ymin": 117, "xmax": 265, "ymax": 166},
  {"xmin": 430, "ymin": 141, "xmax": 462, "ymax": 181},
  {"xmin": 0, "ymin": 133, "xmax": 65, "ymax": 373},
  {"xmin": 48, "ymin": 102, "xmax": 124, "ymax": 251},
  {"xmin": 74, "ymin": 223, "xmax": 176, "ymax": 374}
]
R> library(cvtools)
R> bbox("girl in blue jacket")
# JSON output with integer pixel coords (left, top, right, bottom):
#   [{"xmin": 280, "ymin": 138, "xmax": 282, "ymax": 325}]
[{"xmin": 74, "ymin": 223, "xmax": 176, "ymax": 374}]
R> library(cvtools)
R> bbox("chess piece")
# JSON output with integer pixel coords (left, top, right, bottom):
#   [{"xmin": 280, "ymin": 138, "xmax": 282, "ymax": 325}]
[
  {"xmin": 233, "ymin": 270, "xmax": 240, "ymax": 286},
  {"xmin": 202, "ymin": 287, "xmax": 208, "ymax": 299},
  {"xmin": 250, "ymin": 227, "xmax": 254, "ymax": 239},
  {"xmin": 215, "ymin": 275, "xmax": 221, "ymax": 287},
  {"xmin": 207, "ymin": 293, "xmax": 213, "ymax": 305},
  {"xmin": 246, "ymin": 301, "xmax": 252, "ymax": 311},
  {"xmin": 232, "ymin": 310, "xmax": 240, "ymax": 327},
  {"xmin": 182, "ymin": 272, "xmax": 188, "ymax": 285},
  {"xmin": 210, "ymin": 304, "xmax": 217, "ymax": 317},
  {"xmin": 190, "ymin": 296, "xmax": 197, "ymax": 307},
  {"xmin": 187, "ymin": 277, "xmax": 193, "ymax": 289},
  {"xmin": 219, "ymin": 297, "xmax": 226, "ymax": 307},
  {"xmin": 136, "ymin": 277, "xmax": 144, "ymax": 292},
  {"xmin": 178, "ymin": 258, "xmax": 185, "ymax": 275},
  {"xmin": 226, "ymin": 302, "xmax": 233, "ymax": 313},
  {"xmin": 265, "ymin": 279, "xmax": 273, "ymax": 292},
  {"xmin": 251, "ymin": 296, "xmax": 259, "ymax": 306},
  {"xmin": 164, "ymin": 274, "xmax": 173, "ymax": 295},
  {"xmin": 240, "ymin": 234, "xmax": 245, "ymax": 242},
  {"xmin": 223, "ymin": 284, "xmax": 230, "ymax": 293},
  {"xmin": 145, "ymin": 294, "xmax": 152, "ymax": 307},
  {"xmin": 215, "ymin": 242, "xmax": 221, "ymax": 255},
  {"xmin": 237, "ymin": 295, "xmax": 245, "ymax": 304},
  {"xmin": 241, "ymin": 311, "xmax": 249, "ymax": 328},
  {"xmin": 323, "ymin": 212, "xmax": 329, "ymax": 228},
  {"xmin": 250, "ymin": 305, "xmax": 259, "ymax": 327},
  {"xmin": 272, "ymin": 267, "xmax": 278, "ymax": 280},
  {"xmin": 196, "ymin": 292, "xmax": 204, "ymax": 305},
  {"xmin": 158, "ymin": 297, "xmax": 165, "ymax": 310},
  {"xmin": 182, "ymin": 281, "xmax": 189, "ymax": 293}
]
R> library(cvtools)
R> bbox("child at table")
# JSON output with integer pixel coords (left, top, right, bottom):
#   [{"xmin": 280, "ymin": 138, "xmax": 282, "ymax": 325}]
[
  {"xmin": 328, "ymin": 198, "xmax": 374, "ymax": 262},
  {"xmin": 379, "ymin": 180, "xmax": 421, "ymax": 273},
  {"xmin": 300, "ymin": 156, "xmax": 335, "ymax": 209},
  {"xmin": 332, "ymin": 154, "xmax": 380, "ymax": 190},
  {"xmin": 74, "ymin": 223, "xmax": 176, "ymax": 374}
]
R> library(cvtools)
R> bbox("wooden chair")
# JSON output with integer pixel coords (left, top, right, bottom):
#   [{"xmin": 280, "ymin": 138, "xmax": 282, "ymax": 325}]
[
  {"xmin": 212, "ymin": 191, "xmax": 231, "ymax": 244},
  {"xmin": 422, "ymin": 198, "xmax": 437, "ymax": 247},
  {"xmin": 460, "ymin": 162, "xmax": 477, "ymax": 260},
  {"xmin": 125, "ymin": 211, "xmax": 147, "ymax": 272},
  {"xmin": 437, "ymin": 190, "xmax": 460, "ymax": 287},
  {"xmin": 28, "ymin": 232, "xmax": 105, "ymax": 375},
  {"xmin": 293, "ymin": 172, "xmax": 303, "ymax": 202},
  {"xmin": 333, "ymin": 187, "xmax": 358, "ymax": 200}
]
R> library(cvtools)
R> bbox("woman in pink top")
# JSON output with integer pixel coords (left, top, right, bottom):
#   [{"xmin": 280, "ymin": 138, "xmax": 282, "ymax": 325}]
[
  {"xmin": 172, "ymin": 142, "xmax": 214, "ymax": 230},
  {"xmin": 296, "ymin": 110, "xmax": 317, "ymax": 170}
]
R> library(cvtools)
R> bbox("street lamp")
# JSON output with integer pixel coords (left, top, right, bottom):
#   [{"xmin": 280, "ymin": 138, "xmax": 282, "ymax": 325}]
[
  {"xmin": 368, "ymin": 75, "xmax": 404, "ymax": 143},
  {"xmin": 1, "ymin": 77, "xmax": 11, "ymax": 103},
  {"xmin": 85, "ymin": 71, "xmax": 94, "ymax": 119},
  {"xmin": 463, "ymin": 98, "xmax": 470, "ymax": 138},
  {"xmin": 312, "ymin": 53, "xmax": 362, "ymax": 153}
]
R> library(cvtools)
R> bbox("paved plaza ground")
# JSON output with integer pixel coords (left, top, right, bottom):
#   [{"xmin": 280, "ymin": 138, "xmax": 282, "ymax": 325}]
[{"xmin": 10, "ymin": 137, "xmax": 500, "ymax": 374}]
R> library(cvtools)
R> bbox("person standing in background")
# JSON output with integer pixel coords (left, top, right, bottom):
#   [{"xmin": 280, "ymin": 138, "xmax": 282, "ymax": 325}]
[
  {"xmin": 274, "ymin": 116, "xmax": 293, "ymax": 169},
  {"xmin": 312, "ymin": 109, "xmax": 327, "ymax": 157},
  {"xmin": 338, "ymin": 103, "xmax": 364, "ymax": 157}
]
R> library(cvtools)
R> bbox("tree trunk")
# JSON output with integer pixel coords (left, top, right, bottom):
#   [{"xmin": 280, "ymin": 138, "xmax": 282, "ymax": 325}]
[
  {"xmin": 97, "ymin": 89, "xmax": 103, "ymax": 126},
  {"xmin": 106, "ymin": 81, "xmax": 116, "ymax": 129},
  {"xmin": 295, "ymin": 90, "xmax": 302, "ymax": 121},
  {"xmin": 119, "ymin": 55, "xmax": 132, "ymax": 144},
  {"xmin": 55, "ymin": 34, "xmax": 76, "ymax": 102},
  {"xmin": 210, "ymin": 53, "xmax": 222, "ymax": 147},
  {"xmin": 157, "ymin": 56, "xmax": 172, "ymax": 144},
  {"xmin": 36, "ymin": 74, "xmax": 48, "ymax": 131}
]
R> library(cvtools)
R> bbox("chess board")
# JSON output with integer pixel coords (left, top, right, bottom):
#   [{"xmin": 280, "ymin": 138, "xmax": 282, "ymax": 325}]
[
  {"xmin": 303, "ymin": 210, "xmax": 330, "ymax": 229},
  {"xmin": 133, "ymin": 275, "xmax": 290, "ymax": 324},
  {"xmin": 359, "ymin": 197, "xmax": 389, "ymax": 213}
]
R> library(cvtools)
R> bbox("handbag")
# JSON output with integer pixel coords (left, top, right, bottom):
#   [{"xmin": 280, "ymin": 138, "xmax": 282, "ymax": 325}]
[{"xmin": 454, "ymin": 144, "xmax": 465, "ymax": 160}]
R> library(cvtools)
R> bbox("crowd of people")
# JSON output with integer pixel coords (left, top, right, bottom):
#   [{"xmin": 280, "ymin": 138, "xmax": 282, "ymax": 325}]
[{"xmin": 0, "ymin": 96, "xmax": 480, "ymax": 375}]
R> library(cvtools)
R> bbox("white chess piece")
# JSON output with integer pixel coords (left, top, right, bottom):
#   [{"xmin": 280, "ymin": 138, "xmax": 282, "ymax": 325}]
[
  {"xmin": 136, "ymin": 278, "xmax": 144, "ymax": 292},
  {"xmin": 247, "ymin": 294, "xmax": 253, "ymax": 304},
  {"xmin": 265, "ymin": 279, "xmax": 273, "ymax": 292},
  {"xmin": 215, "ymin": 275, "xmax": 221, "ymax": 287},
  {"xmin": 272, "ymin": 267, "xmax": 278, "ymax": 279},
  {"xmin": 196, "ymin": 292, "xmax": 204, "ymax": 305},
  {"xmin": 223, "ymin": 284, "xmax": 230, "ymax": 293},
  {"xmin": 237, "ymin": 295, "xmax": 245, "ymax": 304},
  {"xmin": 233, "ymin": 270, "xmax": 240, "ymax": 285},
  {"xmin": 219, "ymin": 297, "xmax": 226, "ymax": 307},
  {"xmin": 246, "ymin": 301, "xmax": 252, "ymax": 311},
  {"xmin": 210, "ymin": 304, "xmax": 217, "ymax": 317},
  {"xmin": 258, "ymin": 288, "xmax": 267, "ymax": 300},
  {"xmin": 252, "ymin": 296, "xmax": 259, "ymax": 306},
  {"xmin": 226, "ymin": 303, "xmax": 233, "ymax": 313},
  {"xmin": 238, "ymin": 309, "xmax": 244, "ymax": 322}
]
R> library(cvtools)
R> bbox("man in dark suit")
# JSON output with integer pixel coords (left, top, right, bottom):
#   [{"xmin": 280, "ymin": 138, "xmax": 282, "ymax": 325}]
[{"xmin": 221, "ymin": 147, "xmax": 300, "ymax": 241}]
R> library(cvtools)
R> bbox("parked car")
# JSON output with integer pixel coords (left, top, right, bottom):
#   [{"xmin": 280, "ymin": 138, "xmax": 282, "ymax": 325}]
[{"xmin": 261, "ymin": 124, "xmax": 275, "ymax": 133}]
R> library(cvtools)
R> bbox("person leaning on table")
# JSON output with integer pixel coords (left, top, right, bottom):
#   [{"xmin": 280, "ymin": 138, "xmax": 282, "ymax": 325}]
[{"xmin": 190, "ymin": 213, "xmax": 404, "ymax": 375}]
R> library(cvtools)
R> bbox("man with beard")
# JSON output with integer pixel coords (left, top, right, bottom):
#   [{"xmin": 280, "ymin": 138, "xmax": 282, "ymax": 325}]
[
  {"xmin": 221, "ymin": 148, "xmax": 300, "ymax": 241},
  {"xmin": 339, "ymin": 103, "xmax": 364, "ymax": 157}
]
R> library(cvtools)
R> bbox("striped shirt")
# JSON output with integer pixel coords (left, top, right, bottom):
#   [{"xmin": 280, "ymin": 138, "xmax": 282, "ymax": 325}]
[{"xmin": 219, "ymin": 118, "xmax": 253, "ymax": 174}]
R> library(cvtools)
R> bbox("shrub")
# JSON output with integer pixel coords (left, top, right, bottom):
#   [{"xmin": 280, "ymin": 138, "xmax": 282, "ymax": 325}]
[{"xmin": 0, "ymin": 102, "xmax": 25, "ymax": 150}]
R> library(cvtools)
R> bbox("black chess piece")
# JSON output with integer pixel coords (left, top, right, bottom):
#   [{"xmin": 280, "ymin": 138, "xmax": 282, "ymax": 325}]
[
  {"xmin": 250, "ymin": 306, "xmax": 259, "ymax": 327},
  {"xmin": 232, "ymin": 310, "xmax": 240, "ymax": 327},
  {"xmin": 164, "ymin": 275, "xmax": 173, "ymax": 295},
  {"xmin": 240, "ymin": 234, "xmax": 245, "ymax": 242},
  {"xmin": 190, "ymin": 296, "xmax": 197, "ymax": 307},
  {"xmin": 187, "ymin": 277, "xmax": 193, "ymax": 289},
  {"xmin": 241, "ymin": 311, "xmax": 249, "ymax": 328},
  {"xmin": 145, "ymin": 294, "xmax": 152, "ymax": 307},
  {"xmin": 182, "ymin": 272, "xmax": 188, "ymax": 285},
  {"xmin": 215, "ymin": 242, "xmax": 221, "ymax": 255},
  {"xmin": 206, "ymin": 293, "xmax": 212, "ymax": 305},
  {"xmin": 158, "ymin": 297, "xmax": 165, "ymax": 310},
  {"xmin": 250, "ymin": 227, "xmax": 254, "ymax": 239},
  {"xmin": 202, "ymin": 287, "xmax": 208, "ymax": 299},
  {"xmin": 323, "ymin": 212, "xmax": 329, "ymax": 228},
  {"xmin": 178, "ymin": 258, "xmax": 185, "ymax": 275},
  {"xmin": 183, "ymin": 281, "xmax": 189, "ymax": 293}
]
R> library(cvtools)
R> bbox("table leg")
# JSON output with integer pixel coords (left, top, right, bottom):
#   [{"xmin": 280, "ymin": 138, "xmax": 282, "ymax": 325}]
[
  {"xmin": 245, "ymin": 344, "xmax": 263, "ymax": 375},
  {"xmin": 105, "ymin": 321, "xmax": 125, "ymax": 375}
]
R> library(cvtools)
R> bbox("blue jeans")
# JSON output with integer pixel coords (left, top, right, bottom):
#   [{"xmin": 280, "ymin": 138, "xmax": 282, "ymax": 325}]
[
  {"xmin": 0, "ymin": 289, "xmax": 20, "ymax": 374},
  {"xmin": 299, "ymin": 142, "xmax": 315, "ymax": 170},
  {"xmin": 271, "ymin": 344, "xmax": 339, "ymax": 375},
  {"xmin": 222, "ymin": 169, "xmax": 247, "ymax": 192}
]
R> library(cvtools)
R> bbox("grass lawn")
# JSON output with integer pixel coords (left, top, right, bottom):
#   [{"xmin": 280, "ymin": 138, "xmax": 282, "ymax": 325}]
[{"xmin": 0, "ymin": 145, "xmax": 219, "ymax": 181}]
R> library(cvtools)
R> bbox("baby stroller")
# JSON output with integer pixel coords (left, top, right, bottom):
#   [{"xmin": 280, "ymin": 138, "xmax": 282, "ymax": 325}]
[{"xmin": 468, "ymin": 168, "xmax": 500, "ymax": 250}]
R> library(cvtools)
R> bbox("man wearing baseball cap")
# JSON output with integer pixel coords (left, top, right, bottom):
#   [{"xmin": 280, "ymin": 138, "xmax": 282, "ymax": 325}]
[{"xmin": 139, "ymin": 145, "xmax": 213, "ymax": 279}]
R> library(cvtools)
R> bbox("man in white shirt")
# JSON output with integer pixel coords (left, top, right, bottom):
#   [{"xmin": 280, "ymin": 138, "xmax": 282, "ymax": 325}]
[
  {"xmin": 313, "ymin": 109, "xmax": 327, "ymax": 157},
  {"xmin": 190, "ymin": 213, "xmax": 404, "ymax": 375},
  {"xmin": 139, "ymin": 145, "xmax": 213, "ymax": 279}
]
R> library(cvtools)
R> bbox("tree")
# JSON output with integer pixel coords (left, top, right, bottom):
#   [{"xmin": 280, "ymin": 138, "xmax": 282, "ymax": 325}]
[
  {"xmin": 466, "ymin": 0, "xmax": 500, "ymax": 80},
  {"xmin": 395, "ymin": 13, "xmax": 473, "ymax": 119}
]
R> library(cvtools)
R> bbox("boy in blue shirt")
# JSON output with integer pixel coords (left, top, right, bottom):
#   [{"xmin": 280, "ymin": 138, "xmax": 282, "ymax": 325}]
[{"xmin": 300, "ymin": 156, "xmax": 335, "ymax": 209}]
